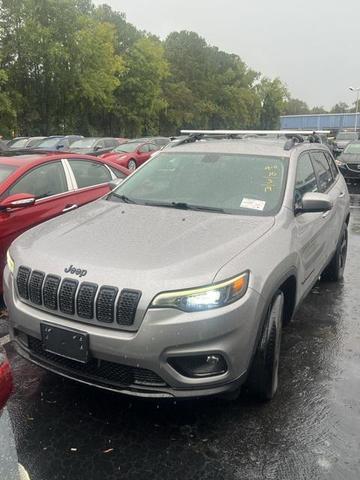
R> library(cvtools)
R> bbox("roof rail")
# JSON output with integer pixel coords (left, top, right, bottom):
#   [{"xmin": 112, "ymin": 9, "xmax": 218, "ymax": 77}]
[{"xmin": 180, "ymin": 129, "xmax": 331, "ymax": 136}]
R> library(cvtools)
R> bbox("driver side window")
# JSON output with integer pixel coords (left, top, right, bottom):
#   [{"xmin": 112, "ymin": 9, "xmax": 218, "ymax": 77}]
[{"xmin": 294, "ymin": 153, "xmax": 318, "ymax": 210}]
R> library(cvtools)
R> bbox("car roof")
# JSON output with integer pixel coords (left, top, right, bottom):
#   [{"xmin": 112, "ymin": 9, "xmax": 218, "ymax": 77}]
[{"xmin": 166, "ymin": 138, "xmax": 332, "ymax": 158}]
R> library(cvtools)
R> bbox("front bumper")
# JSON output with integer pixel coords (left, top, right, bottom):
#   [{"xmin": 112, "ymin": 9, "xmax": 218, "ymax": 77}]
[{"xmin": 4, "ymin": 267, "xmax": 265, "ymax": 398}]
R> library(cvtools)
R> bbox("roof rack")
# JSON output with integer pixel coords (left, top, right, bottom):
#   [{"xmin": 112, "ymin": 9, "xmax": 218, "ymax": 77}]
[
  {"xmin": 180, "ymin": 129, "xmax": 330, "ymax": 136},
  {"xmin": 175, "ymin": 129, "xmax": 331, "ymax": 151}
]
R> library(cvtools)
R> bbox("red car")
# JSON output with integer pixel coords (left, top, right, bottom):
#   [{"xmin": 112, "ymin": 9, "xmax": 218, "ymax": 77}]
[
  {"xmin": 100, "ymin": 140, "xmax": 161, "ymax": 171},
  {"xmin": 0, "ymin": 346, "xmax": 12, "ymax": 411},
  {"xmin": 0, "ymin": 152, "xmax": 129, "ymax": 294}
]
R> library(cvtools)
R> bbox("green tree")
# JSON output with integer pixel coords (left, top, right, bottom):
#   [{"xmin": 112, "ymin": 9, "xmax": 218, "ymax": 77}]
[
  {"xmin": 282, "ymin": 97, "xmax": 309, "ymax": 115},
  {"xmin": 0, "ymin": 67, "xmax": 16, "ymax": 136},
  {"xmin": 114, "ymin": 36, "xmax": 169, "ymax": 137},
  {"xmin": 258, "ymin": 78, "xmax": 288, "ymax": 129},
  {"xmin": 330, "ymin": 102, "xmax": 349, "ymax": 114}
]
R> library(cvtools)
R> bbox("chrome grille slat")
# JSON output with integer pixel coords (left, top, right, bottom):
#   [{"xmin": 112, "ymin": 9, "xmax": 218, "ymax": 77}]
[
  {"xmin": 77, "ymin": 283, "xmax": 98, "ymax": 319},
  {"xmin": 17, "ymin": 266, "xmax": 31, "ymax": 300},
  {"xmin": 43, "ymin": 275, "xmax": 61, "ymax": 310},
  {"xmin": 96, "ymin": 286, "xmax": 118, "ymax": 323},
  {"xmin": 59, "ymin": 279, "xmax": 78, "ymax": 315},
  {"xmin": 117, "ymin": 290, "xmax": 141, "ymax": 326},
  {"xmin": 28, "ymin": 271, "xmax": 45, "ymax": 305}
]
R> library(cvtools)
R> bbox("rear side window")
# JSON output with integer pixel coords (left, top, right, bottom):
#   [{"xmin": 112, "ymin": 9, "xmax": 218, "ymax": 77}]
[
  {"xmin": 311, "ymin": 151, "xmax": 334, "ymax": 192},
  {"xmin": 9, "ymin": 161, "xmax": 67, "ymax": 199},
  {"xmin": 295, "ymin": 153, "xmax": 318, "ymax": 207},
  {"xmin": 139, "ymin": 144, "xmax": 149, "ymax": 153},
  {"xmin": 0, "ymin": 164, "xmax": 17, "ymax": 183},
  {"xmin": 68, "ymin": 159, "xmax": 112, "ymax": 188},
  {"xmin": 325, "ymin": 152, "xmax": 339, "ymax": 180}
]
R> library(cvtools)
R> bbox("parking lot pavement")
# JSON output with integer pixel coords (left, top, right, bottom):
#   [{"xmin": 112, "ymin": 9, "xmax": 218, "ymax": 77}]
[{"xmin": 1, "ymin": 200, "xmax": 360, "ymax": 480}]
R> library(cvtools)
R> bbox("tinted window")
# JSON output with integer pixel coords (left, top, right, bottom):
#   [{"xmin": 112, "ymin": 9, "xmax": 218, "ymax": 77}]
[
  {"xmin": 0, "ymin": 164, "xmax": 17, "ymax": 183},
  {"xmin": 108, "ymin": 166, "xmax": 126, "ymax": 178},
  {"xmin": 36, "ymin": 137, "xmax": 63, "ymax": 148},
  {"xmin": 325, "ymin": 152, "xmax": 338, "ymax": 180},
  {"xmin": 110, "ymin": 152, "xmax": 288, "ymax": 216},
  {"xmin": 104, "ymin": 139, "xmax": 117, "ymax": 148},
  {"xmin": 9, "ymin": 161, "xmax": 67, "ymax": 199},
  {"xmin": 148, "ymin": 144, "xmax": 158, "ymax": 152},
  {"xmin": 294, "ymin": 153, "xmax": 318, "ymax": 209},
  {"xmin": 139, "ymin": 144, "xmax": 149, "ymax": 153},
  {"xmin": 311, "ymin": 152, "xmax": 333, "ymax": 192},
  {"xmin": 69, "ymin": 159, "xmax": 111, "ymax": 188}
]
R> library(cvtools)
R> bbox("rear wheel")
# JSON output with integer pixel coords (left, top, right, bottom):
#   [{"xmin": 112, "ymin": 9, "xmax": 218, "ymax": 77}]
[
  {"xmin": 127, "ymin": 159, "xmax": 137, "ymax": 171},
  {"xmin": 321, "ymin": 226, "xmax": 348, "ymax": 282},
  {"xmin": 246, "ymin": 291, "xmax": 284, "ymax": 401}
]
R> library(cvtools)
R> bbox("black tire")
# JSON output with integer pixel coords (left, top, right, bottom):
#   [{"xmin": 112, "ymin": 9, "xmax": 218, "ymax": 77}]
[
  {"xmin": 321, "ymin": 226, "xmax": 348, "ymax": 282},
  {"xmin": 246, "ymin": 291, "xmax": 284, "ymax": 401},
  {"xmin": 127, "ymin": 159, "xmax": 137, "ymax": 171}
]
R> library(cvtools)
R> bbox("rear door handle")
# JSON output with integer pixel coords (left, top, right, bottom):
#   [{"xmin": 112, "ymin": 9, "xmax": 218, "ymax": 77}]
[
  {"xmin": 322, "ymin": 211, "xmax": 331, "ymax": 218},
  {"xmin": 62, "ymin": 204, "xmax": 78, "ymax": 213}
]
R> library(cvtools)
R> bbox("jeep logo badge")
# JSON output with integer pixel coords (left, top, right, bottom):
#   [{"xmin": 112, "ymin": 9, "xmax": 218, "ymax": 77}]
[{"xmin": 64, "ymin": 265, "xmax": 87, "ymax": 278}]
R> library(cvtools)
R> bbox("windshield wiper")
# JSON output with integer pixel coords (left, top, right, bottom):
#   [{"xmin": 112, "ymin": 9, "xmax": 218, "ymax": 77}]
[
  {"xmin": 144, "ymin": 201, "xmax": 225, "ymax": 213},
  {"xmin": 110, "ymin": 193, "xmax": 137, "ymax": 204}
]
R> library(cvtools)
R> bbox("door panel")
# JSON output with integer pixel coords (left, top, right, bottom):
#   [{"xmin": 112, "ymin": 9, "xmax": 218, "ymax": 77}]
[
  {"xmin": 294, "ymin": 153, "xmax": 327, "ymax": 292},
  {"xmin": 1, "ymin": 161, "xmax": 75, "ymax": 287}
]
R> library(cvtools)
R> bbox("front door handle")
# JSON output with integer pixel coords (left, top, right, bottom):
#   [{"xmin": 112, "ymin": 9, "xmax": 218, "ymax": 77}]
[
  {"xmin": 62, "ymin": 204, "xmax": 78, "ymax": 213},
  {"xmin": 338, "ymin": 192, "xmax": 345, "ymax": 198},
  {"xmin": 322, "ymin": 210, "xmax": 331, "ymax": 219}
]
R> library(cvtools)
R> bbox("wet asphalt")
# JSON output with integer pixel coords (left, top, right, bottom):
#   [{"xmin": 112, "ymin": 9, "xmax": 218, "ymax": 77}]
[{"xmin": 2, "ymin": 194, "xmax": 360, "ymax": 480}]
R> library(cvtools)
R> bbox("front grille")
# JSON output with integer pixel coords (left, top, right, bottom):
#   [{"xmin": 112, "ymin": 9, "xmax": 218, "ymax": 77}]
[
  {"xmin": 117, "ymin": 290, "xmax": 141, "ymax": 326},
  {"xmin": 17, "ymin": 266, "xmax": 31, "ymax": 299},
  {"xmin": 29, "ymin": 271, "xmax": 45, "ymax": 305},
  {"xmin": 16, "ymin": 266, "xmax": 142, "ymax": 329},
  {"xmin": 96, "ymin": 286, "xmax": 118, "ymax": 323},
  {"xmin": 59, "ymin": 279, "xmax": 78, "ymax": 315},
  {"xmin": 27, "ymin": 336, "xmax": 166, "ymax": 388}
]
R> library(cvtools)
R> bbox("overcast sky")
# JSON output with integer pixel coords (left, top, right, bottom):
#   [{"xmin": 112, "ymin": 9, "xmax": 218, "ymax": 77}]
[{"xmin": 94, "ymin": 0, "xmax": 360, "ymax": 109}]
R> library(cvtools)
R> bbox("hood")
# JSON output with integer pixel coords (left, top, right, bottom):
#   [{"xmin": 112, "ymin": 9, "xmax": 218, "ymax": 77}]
[
  {"xmin": 339, "ymin": 153, "xmax": 360, "ymax": 164},
  {"xmin": 11, "ymin": 199, "xmax": 275, "ymax": 293}
]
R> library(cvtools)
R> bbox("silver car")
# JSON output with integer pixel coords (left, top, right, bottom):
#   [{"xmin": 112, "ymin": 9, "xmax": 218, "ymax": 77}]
[{"xmin": 4, "ymin": 135, "xmax": 350, "ymax": 400}]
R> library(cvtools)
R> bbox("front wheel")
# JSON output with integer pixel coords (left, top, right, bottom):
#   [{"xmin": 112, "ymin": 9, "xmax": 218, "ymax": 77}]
[
  {"xmin": 321, "ymin": 226, "xmax": 348, "ymax": 282},
  {"xmin": 246, "ymin": 291, "xmax": 284, "ymax": 401},
  {"xmin": 127, "ymin": 159, "xmax": 137, "ymax": 171}
]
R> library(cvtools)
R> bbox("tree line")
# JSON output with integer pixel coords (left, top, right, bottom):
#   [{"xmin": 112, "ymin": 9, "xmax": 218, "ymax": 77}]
[{"xmin": 0, "ymin": 0, "xmax": 329, "ymax": 139}]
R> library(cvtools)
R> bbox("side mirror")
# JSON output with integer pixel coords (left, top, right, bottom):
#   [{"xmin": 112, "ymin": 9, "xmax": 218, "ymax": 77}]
[
  {"xmin": 296, "ymin": 192, "xmax": 333, "ymax": 214},
  {"xmin": 109, "ymin": 178, "xmax": 124, "ymax": 190},
  {"xmin": 0, "ymin": 193, "xmax": 36, "ymax": 210},
  {"xmin": 94, "ymin": 145, "xmax": 101, "ymax": 151},
  {"xmin": 56, "ymin": 144, "xmax": 64, "ymax": 150}
]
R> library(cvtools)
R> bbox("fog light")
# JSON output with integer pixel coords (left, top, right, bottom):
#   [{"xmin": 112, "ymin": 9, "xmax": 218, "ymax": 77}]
[{"xmin": 169, "ymin": 354, "xmax": 227, "ymax": 378}]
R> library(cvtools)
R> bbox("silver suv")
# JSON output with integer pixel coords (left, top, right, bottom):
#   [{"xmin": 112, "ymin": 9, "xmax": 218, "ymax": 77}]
[{"xmin": 4, "ymin": 133, "xmax": 350, "ymax": 400}]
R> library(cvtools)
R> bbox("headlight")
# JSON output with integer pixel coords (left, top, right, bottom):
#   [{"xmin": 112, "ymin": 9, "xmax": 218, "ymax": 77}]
[
  {"xmin": 335, "ymin": 159, "xmax": 345, "ymax": 166},
  {"xmin": 6, "ymin": 250, "xmax": 15, "ymax": 274},
  {"xmin": 151, "ymin": 272, "xmax": 249, "ymax": 312}
]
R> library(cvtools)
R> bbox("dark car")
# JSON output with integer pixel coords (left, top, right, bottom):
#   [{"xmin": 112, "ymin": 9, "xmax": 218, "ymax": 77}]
[
  {"xmin": 6, "ymin": 136, "xmax": 47, "ymax": 150},
  {"xmin": 70, "ymin": 137, "xmax": 120, "ymax": 155},
  {"xmin": 35, "ymin": 135, "xmax": 83, "ymax": 152},
  {"xmin": 334, "ymin": 131, "xmax": 359, "ymax": 156},
  {"xmin": 337, "ymin": 141, "xmax": 360, "ymax": 182}
]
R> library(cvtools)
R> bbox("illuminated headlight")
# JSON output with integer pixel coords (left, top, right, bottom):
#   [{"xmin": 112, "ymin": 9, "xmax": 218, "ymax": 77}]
[
  {"xmin": 6, "ymin": 250, "xmax": 15, "ymax": 274},
  {"xmin": 151, "ymin": 272, "xmax": 249, "ymax": 312}
]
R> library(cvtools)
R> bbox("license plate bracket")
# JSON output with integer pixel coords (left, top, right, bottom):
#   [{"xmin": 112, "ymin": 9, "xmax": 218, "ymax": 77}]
[{"xmin": 40, "ymin": 324, "xmax": 89, "ymax": 364}]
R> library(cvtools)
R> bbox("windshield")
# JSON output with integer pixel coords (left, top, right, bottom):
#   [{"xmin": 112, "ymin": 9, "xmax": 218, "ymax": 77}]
[
  {"xmin": 9, "ymin": 138, "xmax": 28, "ymax": 149},
  {"xmin": 344, "ymin": 143, "xmax": 360, "ymax": 154},
  {"xmin": 37, "ymin": 137, "xmax": 63, "ymax": 148},
  {"xmin": 336, "ymin": 132, "xmax": 358, "ymax": 141},
  {"xmin": 0, "ymin": 164, "xmax": 17, "ymax": 183},
  {"xmin": 114, "ymin": 142, "xmax": 141, "ymax": 153},
  {"xmin": 109, "ymin": 152, "xmax": 288, "ymax": 216},
  {"xmin": 71, "ymin": 138, "xmax": 97, "ymax": 149}
]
